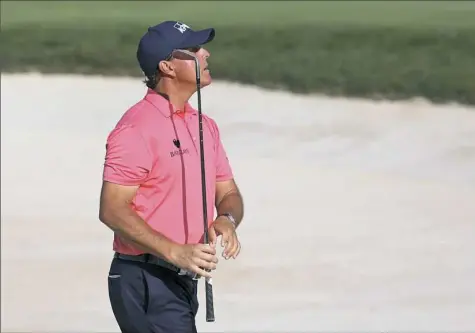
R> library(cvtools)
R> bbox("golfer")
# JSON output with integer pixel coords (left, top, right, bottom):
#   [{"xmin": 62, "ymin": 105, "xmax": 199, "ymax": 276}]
[{"xmin": 98, "ymin": 20, "xmax": 244, "ymax": 333}]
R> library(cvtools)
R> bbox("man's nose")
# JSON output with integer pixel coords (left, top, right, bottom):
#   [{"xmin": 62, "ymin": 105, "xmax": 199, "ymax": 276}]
[{"xmin": 200, "ymin": 48, "xmax": 211, "ymax": 58}]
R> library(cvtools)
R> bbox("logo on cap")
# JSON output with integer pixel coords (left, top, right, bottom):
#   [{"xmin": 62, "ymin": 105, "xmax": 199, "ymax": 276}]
[{"xmin": 173, "ymin": 22, "xmax": 190, "ymax": 34}]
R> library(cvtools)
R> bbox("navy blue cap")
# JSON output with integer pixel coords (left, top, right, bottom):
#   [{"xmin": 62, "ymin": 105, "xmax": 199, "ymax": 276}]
[{"xmin": 137, "ymin": 20, "xmax": 215, "ymax": 77}]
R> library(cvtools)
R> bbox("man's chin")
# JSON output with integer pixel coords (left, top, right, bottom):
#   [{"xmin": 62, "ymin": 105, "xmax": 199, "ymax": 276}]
[{"xmin": 200, "ymin": 77, "xmax": 212, "ymax": 88}]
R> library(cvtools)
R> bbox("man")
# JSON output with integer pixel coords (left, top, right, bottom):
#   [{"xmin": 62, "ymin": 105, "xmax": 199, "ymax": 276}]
[{"xmin": 98, "ymin": 20, "xmax": 244, "ymax": 333}]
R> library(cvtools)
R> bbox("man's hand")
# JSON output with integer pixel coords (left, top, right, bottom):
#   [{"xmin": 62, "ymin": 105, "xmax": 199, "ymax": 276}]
[
  {"xmin": 209, "ymin": 216, "xmax": 241, "ymax": 259},
  {"xmin": 168, "ymin": 243, "xmax": 218, "ymax": 279}
]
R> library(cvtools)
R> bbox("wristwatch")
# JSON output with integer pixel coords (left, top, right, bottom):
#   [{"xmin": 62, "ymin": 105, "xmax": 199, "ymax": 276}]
[{"xmin": 218, "ymin": 213, "xmax": 237, "ymax": 228}]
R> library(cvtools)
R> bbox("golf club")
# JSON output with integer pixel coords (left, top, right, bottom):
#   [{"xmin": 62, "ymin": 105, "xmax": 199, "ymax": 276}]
[{"xmin": 172, "ymin": 48, "xmax": 215, "ymax": 323}]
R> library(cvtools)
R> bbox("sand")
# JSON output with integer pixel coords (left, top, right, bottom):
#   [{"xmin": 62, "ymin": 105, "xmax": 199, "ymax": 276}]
[{"xmin": 1, "ymin": 73, "xmax": 475, "ymax": 332}]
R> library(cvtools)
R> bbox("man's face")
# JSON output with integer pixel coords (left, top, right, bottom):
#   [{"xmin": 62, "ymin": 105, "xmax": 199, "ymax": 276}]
[{"xmin": 171, "ymin": 46, "xmax": 212, "ymax": 88}]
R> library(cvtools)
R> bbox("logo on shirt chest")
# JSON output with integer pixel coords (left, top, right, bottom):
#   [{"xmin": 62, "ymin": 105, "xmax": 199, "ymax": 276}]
[{"xmin": 170, "ymin": 139, "xmax": 190, "ymax": 157}]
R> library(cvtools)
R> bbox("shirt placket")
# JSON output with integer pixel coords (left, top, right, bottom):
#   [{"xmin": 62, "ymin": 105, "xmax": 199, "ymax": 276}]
[{"xmin": 179, "ymin": 114, "xmax": 199, "ymax": 154}]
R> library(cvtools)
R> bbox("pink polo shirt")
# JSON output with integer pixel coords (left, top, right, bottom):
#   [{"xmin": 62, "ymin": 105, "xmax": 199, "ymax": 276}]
[{"xmin": 102, "ymin": 89, "xmax": 234, "ymax": 255}]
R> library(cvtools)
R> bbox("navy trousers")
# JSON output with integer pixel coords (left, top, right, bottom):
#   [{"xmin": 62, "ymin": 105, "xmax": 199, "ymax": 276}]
[{"xmin": 108, "ymin": 257, "xmax": 199, "ymax": 333}]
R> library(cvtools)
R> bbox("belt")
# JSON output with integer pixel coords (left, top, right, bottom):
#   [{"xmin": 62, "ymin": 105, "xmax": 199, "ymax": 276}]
[{"xmin": 113, "ymin": 252, "xmax": 200, "ymax": 280}]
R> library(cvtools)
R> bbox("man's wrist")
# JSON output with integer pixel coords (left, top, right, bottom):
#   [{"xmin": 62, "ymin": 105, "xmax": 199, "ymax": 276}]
[
  {"xmin": 217, "ymin": 212, "xmax": 237, "ymax": 228},
  {"xmin": 159, "ymin": 239, "xmax": 179, "ymax": 263}
]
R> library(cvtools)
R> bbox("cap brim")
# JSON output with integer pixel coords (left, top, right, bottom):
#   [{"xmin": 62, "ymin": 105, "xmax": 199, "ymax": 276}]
[{"xmin": 179, "ymin": 28, "xmax": 215, "ymax": 48}]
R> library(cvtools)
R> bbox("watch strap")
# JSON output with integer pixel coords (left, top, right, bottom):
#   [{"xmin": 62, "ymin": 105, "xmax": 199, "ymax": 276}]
[{"xmin": 218, "ymin": 213, "xmax": 237, "ymax": 228}]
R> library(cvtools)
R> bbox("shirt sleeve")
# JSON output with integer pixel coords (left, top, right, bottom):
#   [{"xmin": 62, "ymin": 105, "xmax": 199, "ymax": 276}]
[
  {"xmin": 102, "ymin": 124, "xmax": 153, "ymax": 186},
  {"xmin": 209, "ymin": 119, "xmax": 234, "ymax": 182}
]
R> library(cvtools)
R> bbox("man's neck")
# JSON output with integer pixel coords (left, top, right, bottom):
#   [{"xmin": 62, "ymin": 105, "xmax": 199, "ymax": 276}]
[{"xmin": 156, "ymin": 80, "xmax": 193, "ymax": 111}]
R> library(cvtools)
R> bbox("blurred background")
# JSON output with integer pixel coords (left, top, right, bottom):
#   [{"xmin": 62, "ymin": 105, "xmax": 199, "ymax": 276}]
[
  {"xmin": 2, "ymin": 0, "xmax": 475, "ymax": 104},
  {"xmin": 1, "ymin": 1, "xmax": 475, "ymax": 332}
]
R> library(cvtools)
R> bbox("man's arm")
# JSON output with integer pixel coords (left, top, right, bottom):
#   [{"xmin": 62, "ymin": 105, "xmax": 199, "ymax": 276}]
[
  {"xmin": 99, "ymin": 181, "xmax": 176, "ymax": 260},
  {"xmin": 209, "ymin": 116, "xmax": 244, "ymax": 227},
  {"xmin": 100, "ymin": 124, "xmax": 176, "ymax": 260},
  {"xmin": 215, "ymin": 179, "xmax": 244, "ymax": 228},
  {"xmin": 99, "ymin": 181, "xmax": 218, "ymax": 276}
]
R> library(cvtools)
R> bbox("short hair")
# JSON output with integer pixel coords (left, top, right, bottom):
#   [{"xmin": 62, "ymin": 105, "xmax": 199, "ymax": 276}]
[
  {"xmin": 143, "ymin": 71, "xmax": 159, "ymax": 89},
  {"xmin": 142, "ymin": 53, "xmax": 174, "ymax": 90}
]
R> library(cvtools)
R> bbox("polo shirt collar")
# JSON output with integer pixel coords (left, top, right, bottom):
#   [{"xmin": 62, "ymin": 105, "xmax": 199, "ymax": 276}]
[{"xmin": 144, "ymin": 88, "xmax": 197, "ymax": 118}]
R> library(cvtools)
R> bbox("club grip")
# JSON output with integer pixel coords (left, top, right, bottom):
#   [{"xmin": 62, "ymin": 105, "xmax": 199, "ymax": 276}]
[{"xmin": 205, "ymin": 278, "xmax": 215, "ymax": 322}]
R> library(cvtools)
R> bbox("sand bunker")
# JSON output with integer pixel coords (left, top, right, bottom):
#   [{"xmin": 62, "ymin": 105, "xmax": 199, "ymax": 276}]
[{"xmin": 1, "ymin": 73, "xmax": 475, "ymax": 331}]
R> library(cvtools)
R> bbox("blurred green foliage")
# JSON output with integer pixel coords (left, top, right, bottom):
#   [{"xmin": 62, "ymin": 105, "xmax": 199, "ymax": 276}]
[{"xmin": 2, "ymin": 1, "xmax": 475, "ymax": 104}]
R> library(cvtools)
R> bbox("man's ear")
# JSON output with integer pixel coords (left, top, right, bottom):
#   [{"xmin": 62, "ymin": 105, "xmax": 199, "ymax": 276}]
[{"xmin": 158, "ymin": 60, "xmax": 175, "ymax": 78}]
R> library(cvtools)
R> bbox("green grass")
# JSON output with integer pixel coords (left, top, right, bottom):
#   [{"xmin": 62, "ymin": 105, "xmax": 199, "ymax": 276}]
[
  {"xmin": 2, "ymin": 1, "xmax": 475, "ymax": 105},
  {"xmin": 3, "ymin": 1, "xmax": 475, "ymax": 28}
]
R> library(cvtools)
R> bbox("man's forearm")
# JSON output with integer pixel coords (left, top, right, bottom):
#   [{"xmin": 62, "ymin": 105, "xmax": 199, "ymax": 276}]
[
  {"xmin": 216, "ymin": 191, "xmax": 244, "ymax": 227},
  {"xmin": 100, "ymin": 206, "xmax": 175, "ymax": 260}
]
